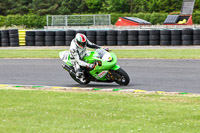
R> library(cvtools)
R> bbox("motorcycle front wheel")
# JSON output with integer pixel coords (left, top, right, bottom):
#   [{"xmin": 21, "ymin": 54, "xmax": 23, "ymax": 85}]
[{"xmin": 114, "ymin": 68, "xmax": 130, "ymax": 86}]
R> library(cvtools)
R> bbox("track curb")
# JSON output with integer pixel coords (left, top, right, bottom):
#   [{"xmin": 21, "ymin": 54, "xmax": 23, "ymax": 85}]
[{"xmin": 0, "ymin": 84, "xmax": 199, "ymax": 96}]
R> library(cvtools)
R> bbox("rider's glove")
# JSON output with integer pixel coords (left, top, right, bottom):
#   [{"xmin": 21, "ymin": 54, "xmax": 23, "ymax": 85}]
[
  {"xmin": 86, "ymin": 63, "xmax": 96, "ymax": 70},
  {"xmin": 103, "ymin": 47, "xmax": 110, "ymax": 52}
]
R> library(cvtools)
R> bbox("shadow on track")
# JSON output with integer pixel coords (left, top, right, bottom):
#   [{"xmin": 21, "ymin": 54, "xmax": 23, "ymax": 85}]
[{"xmin": 61, "ymin": 82, "xmax": 134, "ymax": 89}]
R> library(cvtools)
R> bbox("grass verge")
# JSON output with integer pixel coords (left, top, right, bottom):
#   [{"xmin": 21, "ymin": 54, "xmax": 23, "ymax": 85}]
[
  {"xmin": 0, "ymin": 49, "xmax": 200, "ymax": 59},
  {"xmin": 0, "ymin": 89, "xmax": 199, "ymax": 133}
]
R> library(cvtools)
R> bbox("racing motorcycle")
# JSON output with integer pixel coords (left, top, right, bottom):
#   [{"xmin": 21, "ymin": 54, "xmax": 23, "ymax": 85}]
[{"xmin": 59, "ymin": 48, "xmax": 130, "ymax": 85}]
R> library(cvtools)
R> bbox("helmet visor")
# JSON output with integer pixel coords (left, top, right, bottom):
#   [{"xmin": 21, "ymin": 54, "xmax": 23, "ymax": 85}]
[{"xmin": 77, "ymin": 41, "xmax": 86, "ymax": 48}]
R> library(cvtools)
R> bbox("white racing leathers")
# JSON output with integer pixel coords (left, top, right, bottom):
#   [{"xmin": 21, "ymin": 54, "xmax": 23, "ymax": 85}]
[{"xmin": 69, "ymin": 39, "xmax": 101, "ymax": 75}]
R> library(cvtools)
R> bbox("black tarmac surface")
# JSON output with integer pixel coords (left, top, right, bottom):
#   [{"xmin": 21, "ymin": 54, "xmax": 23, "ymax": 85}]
[{"xmin": 0, "ymin": 59, "xmax": 200, "ymax": 93}]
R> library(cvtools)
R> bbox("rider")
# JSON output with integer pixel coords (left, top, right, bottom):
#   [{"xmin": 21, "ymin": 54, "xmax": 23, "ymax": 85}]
[{"xmin": 70, "ymin": 33, "xmax": 109, "ymax": 78}]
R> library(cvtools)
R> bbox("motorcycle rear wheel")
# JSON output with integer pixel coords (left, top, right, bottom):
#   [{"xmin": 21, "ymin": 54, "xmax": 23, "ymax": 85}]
[{"xmin": 114, "ymin": 68, "xmax": 130, "ymax": 86}]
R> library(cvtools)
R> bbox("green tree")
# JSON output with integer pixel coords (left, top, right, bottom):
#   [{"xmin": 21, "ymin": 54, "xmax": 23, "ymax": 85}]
[
  {"xmin": 57, "ymin": 0, "xmax": 87, "ymax": 14},
  {"xmin": 101, "ymin": 0, "xmax": 129, "ymax": 13},
  {"xmin": 56, "ymin": 1, "xmax": 71, "ymax": 15},
  {"xmin": 0, "ymin": 0, "xmax": 13, "ymax": 15},
  {"xmin": 148, "ymin": 0, "xmax": 160, "ymax": 13},
  {"xmin": 31, "ymin": 0, "xmax": 58, "ymax": 15},
  {"xmin": 0, "ymin": 0, "xmax": 199, "ymax": 16},
  {"xmin": 86, "ymin": 0, "xmax": 103, "ymax": 13}
]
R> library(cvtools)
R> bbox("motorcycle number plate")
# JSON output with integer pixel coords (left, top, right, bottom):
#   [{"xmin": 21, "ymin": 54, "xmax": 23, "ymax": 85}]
[
  {"xmin": 98, "ymin": 71, "xmax": 108, "ymax": 78},
  {"xmin": 59, "ymin": 51, "xmax": 69, "ymax": 62}
]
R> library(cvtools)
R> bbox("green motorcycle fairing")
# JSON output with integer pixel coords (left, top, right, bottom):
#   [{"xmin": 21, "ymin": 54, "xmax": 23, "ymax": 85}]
[{"xmin": 66, "ymin": 49, "xmax": 120, "ymax": 81}]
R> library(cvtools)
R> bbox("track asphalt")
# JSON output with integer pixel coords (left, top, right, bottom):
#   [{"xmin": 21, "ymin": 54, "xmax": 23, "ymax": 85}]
[{"xmin": 0, "ymin": 58, "xmax": 200, "ymax": 93}]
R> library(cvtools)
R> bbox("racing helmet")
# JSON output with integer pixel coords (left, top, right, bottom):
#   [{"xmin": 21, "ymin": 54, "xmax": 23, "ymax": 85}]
[{"xmin": 75, "ymin": 33, "xmax": 87, "ymax": 49}]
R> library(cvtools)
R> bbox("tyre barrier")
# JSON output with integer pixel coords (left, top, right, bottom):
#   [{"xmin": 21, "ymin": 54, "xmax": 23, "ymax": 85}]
[
  {"xmin": 138, "ymin": 30, "xmax": 149, "ymax": 46},
  {"xmin": 193, "ymin": 29, "xmax": 200, "ymax": 45},
  {"xmin": 128, "ymin": 30, "xmax": 138, "ymax": 46},
  {"xmin": 96, "ymin": 30, "xmax": 107, "ymax": 46},
  {"xmin": 0, "ymin": 29, "xmax": 20, "ymax": 47},
  {"xmin": 107, "ymin": 30, "xmax": 117, "ymax": 46},
  {"xmin": 171, "ymin": 29, "xmax": 182, "ymax": 46},
  {"xmin": 35, "ymin": 31, "xmax": 45, "ymax": 46},
  {"xmin": 55, "ymin": 31, "xmax": 65, "ymax": 46},
  {"xmin": 160, "ymin": 29, "xmax": 171, "ymax": 46},
  {"xmin": 117, "ymin": 30, "xmax": 128, "ymax": 46},
  {"xmin": 2, "ymin": 29, "xmax": 200, "ymax": 47},
  {"xmin": 26, "ymin": 31, "xmax": 35, "ymax": 46},
  {"xmin": 45, "ymin": 31, "xmax": 55, "ymax": 46},
  {"xmin": 65, "ymin": 30, "xmax": 75, "ymax": 46},
  {"xmin": 86, "ymin": 30, "xmax": 96, "ymax": 45},
  {"xmin": 9, "ymin": 29, "xmax": 19, "ymax": 47},
  {"xmin": 1, "ymin": 30, "xmax": 9, "ymax": 47},
  {"xmin": 149, "ymin": 30, "xmax": 160, "ymax": 46},
  {"xmin": 182, "ymin": 28, "xmax": 193, "ymax": 46}
]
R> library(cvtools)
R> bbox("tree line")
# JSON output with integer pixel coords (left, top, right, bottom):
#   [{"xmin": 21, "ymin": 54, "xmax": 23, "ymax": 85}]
[{"xmin": 0, "ymin": 0, "xmax": 200, "ymax": 16}]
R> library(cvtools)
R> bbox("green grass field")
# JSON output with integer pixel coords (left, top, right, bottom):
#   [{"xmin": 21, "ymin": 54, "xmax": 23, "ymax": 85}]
[
  {"xmin": 0, "ymin": 89, "xmax": 200, "ymax": 133},
  {"xmin": 0, "ymin": 49, "xmax": 200, "ymax": 59}
]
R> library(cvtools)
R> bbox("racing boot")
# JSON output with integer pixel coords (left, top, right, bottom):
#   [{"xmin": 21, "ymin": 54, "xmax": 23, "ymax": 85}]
[{"xmin": 75, "ymin": 69, "xmax": 83, "ymax": 79}]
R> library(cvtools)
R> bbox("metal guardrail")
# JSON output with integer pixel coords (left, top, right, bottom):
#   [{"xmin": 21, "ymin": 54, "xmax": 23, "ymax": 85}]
[{"xmin": 47, "ymin": 15, "xmax": 111, "ymax": 26}]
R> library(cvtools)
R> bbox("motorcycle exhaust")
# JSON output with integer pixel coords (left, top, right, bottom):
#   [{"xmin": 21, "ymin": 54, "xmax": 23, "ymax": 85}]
[{"xmin": 62, "ymin": 64, "xmax": 76, "ymax": 76}]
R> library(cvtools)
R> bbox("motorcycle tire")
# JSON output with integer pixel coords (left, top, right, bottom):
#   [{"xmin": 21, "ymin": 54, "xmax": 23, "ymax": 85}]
[
  {"xmin": 69, "ymin": 72, "xmax": 90, "ymax": 85},
  {"xmin": 114, "ymin": 68, "xmax": 130, "ymax": 86}
]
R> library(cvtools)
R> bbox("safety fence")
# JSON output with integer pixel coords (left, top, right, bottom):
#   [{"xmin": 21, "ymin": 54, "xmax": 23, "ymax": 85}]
[
  {"xmin": 1, "ymin": 29, "xmax": 200, "ymax": 47},
  {"xmin": 47, "ymin": 15, "xmax": 111, "ymax": 26}
]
